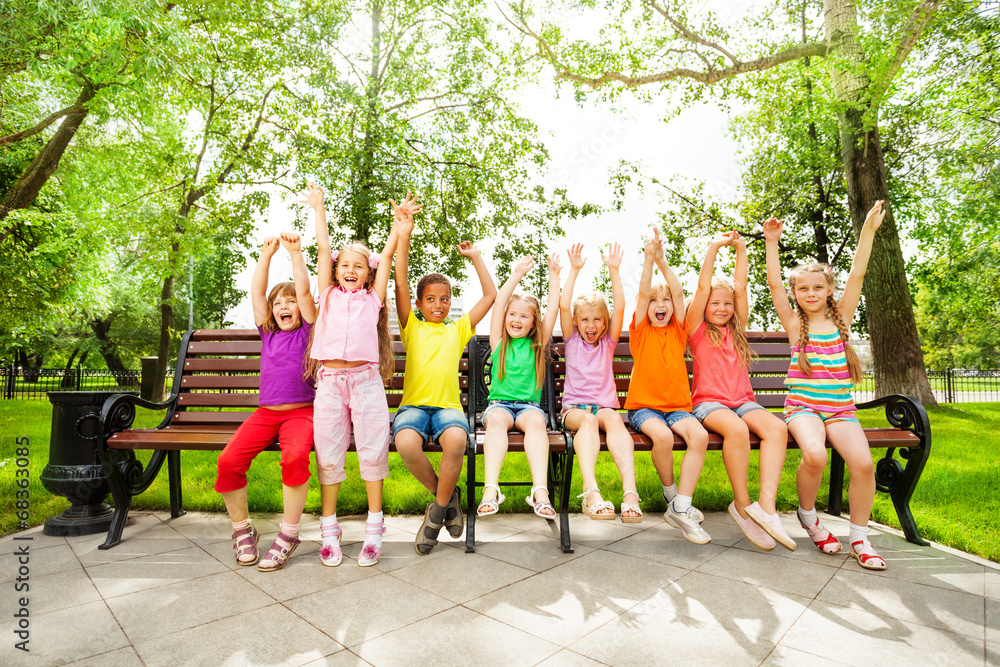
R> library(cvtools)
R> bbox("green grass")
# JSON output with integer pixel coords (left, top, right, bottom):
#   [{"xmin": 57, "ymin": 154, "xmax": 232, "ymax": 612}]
[{"xmin": 2, "ymin": 400, "xmax": 998, "ymax": 562}]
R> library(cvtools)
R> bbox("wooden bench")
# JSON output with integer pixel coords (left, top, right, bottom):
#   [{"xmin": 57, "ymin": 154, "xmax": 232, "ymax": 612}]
[
  {"xmin": 96, "ymin": 328, "xmax": 475, "ymax": 549},
  {"xmin": 548, "ymin": 331, "xmax": 931, "ymax": 553}
]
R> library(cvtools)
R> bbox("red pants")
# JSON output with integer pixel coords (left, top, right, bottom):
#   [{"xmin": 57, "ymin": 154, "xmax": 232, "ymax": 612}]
[{"xmin": 214, "ymin": 406, "xmax": 314, "ymax": 493}]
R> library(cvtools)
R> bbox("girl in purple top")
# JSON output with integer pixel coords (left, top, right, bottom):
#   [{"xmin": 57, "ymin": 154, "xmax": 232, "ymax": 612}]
[
  {"xmin": 559, "ymin": 242, "xmax": 640, "ymax": 522},
  {"xmin": 215, "ymin": 232, "xmax": 317, "ymax": 572}
]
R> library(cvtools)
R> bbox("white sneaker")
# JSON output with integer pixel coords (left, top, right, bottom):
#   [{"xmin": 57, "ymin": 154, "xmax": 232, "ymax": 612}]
[
  {"xmin": 662, "ymin": 491, "xmax": 704, "ymax": 523},
  {"xmin": 665, "ymin": 503, "xmax": 711, "ymax": 544}
]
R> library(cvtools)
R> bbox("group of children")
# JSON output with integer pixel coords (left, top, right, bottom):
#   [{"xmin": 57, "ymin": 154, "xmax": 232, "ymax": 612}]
[{"xmin": 215, "ymin": 183, "xmax": 890, "ymax": 572}]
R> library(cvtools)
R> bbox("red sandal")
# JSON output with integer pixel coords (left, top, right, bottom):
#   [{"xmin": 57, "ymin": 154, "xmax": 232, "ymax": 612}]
[
  {"xmin": 797, "ymin": 509, "xmax": 841, "ymax": 555},
  {"xmin": 849, "ymin": 539, "xmax": 887, "ymax": 571},
  {"xmin": 257, "ymin": 531, "xmax": 301, "ymax": 572}
]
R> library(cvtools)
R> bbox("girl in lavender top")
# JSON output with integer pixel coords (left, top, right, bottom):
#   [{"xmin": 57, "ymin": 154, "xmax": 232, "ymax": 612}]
[{"xmin": 215, "ymin": 232, "xmax": 317, "ymax": 572}]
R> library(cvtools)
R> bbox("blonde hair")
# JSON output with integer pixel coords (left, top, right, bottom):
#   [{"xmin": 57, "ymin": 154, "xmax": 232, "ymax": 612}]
[
  {"xmin": 496, "ymin": 293, "xmax": 547, "ymax": 390},
  {"xmin": 696, "ymin": 277, "xmax": 754, "ymax": 369},
  {"xmin": 649, "ymin": 280, "xmax": 671, "ymax": 302},
  {"xmin": 571, "ymin": 293, "xmax": 611, "ymax": 340},
  {"xmin": 788, "ymin": 263, "xmax": 863, "ymax": 384},
  {"xmin": 305, "ymin": 242, "xmax": 394, "ymax": 383},
  {"xmin": 261, "ymin": 282, "xmax": 297, "ymax": 333}
]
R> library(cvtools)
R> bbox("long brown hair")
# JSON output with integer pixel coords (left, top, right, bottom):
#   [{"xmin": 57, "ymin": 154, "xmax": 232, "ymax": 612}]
[
  {"xmin": 788, "ymin": 264, "xmax": 863, "ymax": 384},
  {"xmin": 496, "ymin": 293, "xmax": 547, "ymax": 391},
  {"xmin": 697, "ymin": 277, "xmax": 754, "ymax": 369},
  {"xmin": 261, "ymin": 282, "xmax": 297, "ymax": 333}
]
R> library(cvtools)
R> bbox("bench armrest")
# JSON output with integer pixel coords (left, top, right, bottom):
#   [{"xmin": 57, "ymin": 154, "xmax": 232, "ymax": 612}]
[
  {"xmin": 99, "ymin": 392, "xmax": 179, "ymax": 442},
  {"xmin": 855, "ymin": 393, "xmax": 931, "ymax": 449}
]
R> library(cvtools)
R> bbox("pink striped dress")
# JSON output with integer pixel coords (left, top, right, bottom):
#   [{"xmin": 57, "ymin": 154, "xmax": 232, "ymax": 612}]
[{"xmin": 783, "ymin": 329, "xmax": 856, "ymax": 420}]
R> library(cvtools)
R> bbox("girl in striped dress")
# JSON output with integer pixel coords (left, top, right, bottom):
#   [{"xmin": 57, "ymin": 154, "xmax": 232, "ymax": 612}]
[{"xmin": 763, "ymin": 200, "xmax": 888, "ymax": 570}]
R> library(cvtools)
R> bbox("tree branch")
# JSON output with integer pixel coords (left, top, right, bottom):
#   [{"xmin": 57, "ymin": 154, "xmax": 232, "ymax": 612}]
[
  {"xmin": 0, "ymin": 103, "xmax": 82, "ymax": 146},
  {"xmin": 644, "ymin": 0, "xmax": 738, "ymax": 65},
  {"xmin": 870, "ymin": 0, "xmax": 943, "ymax": 109}
]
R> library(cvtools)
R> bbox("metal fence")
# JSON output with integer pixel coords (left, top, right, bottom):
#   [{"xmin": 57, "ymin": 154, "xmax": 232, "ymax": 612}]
[
  {"xmin": 1, "ymin": 367, "xmax": 175, "ymax": 400},
  {"xmin": 852, "ymin": 369, "xmax": 1000, "ymax": 404}
]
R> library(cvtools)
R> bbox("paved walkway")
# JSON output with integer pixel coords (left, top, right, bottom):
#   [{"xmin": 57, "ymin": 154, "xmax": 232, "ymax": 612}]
[{"xmin": 2, "ymin": 509, "xmax": 997, "ymax": 666}]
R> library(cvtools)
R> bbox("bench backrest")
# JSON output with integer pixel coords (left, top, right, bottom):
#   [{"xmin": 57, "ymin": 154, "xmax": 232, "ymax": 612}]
[{"xmin": 468, "ymin": 335, "xmax": 559, "ymax": 431}]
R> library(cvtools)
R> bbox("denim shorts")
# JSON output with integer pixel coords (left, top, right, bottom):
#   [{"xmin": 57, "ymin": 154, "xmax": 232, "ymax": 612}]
[
  {"xmin": 483, "ymin": 400, "xmax": 546, "ymax": 424},
  {"xmin": 392, "ymin": 405, "xmax": 470, "ymax": 440},
  {"xmin": 628, "ymin": 407, "xmax": 696, "ymax": 431},
  {"xmin": 692, "ymin": 401, "xmax": 766, "ymax": 422}
]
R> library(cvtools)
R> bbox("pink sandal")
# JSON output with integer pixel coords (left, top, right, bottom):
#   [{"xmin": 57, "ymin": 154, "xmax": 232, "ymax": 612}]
[
  {"xmin": 797, "ymin": 509, "xmax": 842, "ymax": 555},
  {"xmin": 258, "ymin": 531, "xmax": 301, "ymax": 572},
  {"xmin": 849, "ymin": 539, "xmax": 887, "ymax": 570},
  {"xmin": 358, "ymin": 519, "xmax": 386, "ymax": 567},
  {"xmin": 320, "ymin": 522, "xmax": 343, "ymax": 567},
  {"xmin": 232, "ymin": 524, "xmax": 260, "ymax": 566}
]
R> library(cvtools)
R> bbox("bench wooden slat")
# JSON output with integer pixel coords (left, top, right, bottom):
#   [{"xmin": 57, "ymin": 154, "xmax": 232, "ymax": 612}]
[{"xmin": 181, "ymin": 376, "xmax": 262, "ymax": 389}]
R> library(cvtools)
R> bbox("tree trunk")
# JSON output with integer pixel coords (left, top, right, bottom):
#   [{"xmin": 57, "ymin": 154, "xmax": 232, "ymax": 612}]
[
  {"xmin": 153, "ymin": 242, "xmax": 180, "ymax": 403},
  {"xmin": 89, "ymin": 315, "xmax": 133, "ymax": 386},
  {"xmin": 60, "ymin": 348, "xmax": 79, "ymax": 388},
  {"xmin": 824, "ymin": 0, "xmax": 936, "ymax": 405},
  {"xmin": 0, "ymin": 82, "xmax": 96, "ymax": 228}
]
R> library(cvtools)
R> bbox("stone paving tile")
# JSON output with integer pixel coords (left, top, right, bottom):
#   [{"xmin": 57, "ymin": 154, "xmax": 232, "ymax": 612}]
[
  {"xmin": 642, "ymin": 570, "xmax": 812, "ymax": 644},
  {"xmin": 65, "ymin": 646, "xmax": 146, "ymax": 667},
  {"xmin": 855, "ymin": 532, "xmax": 988, "ymax": 597},
  {"xmin": 569, "ymin": 600, "xmax": 776, "ymax": 666},
  {"xmin": 465, "ymin": 569, "xmax": 634, "ymax": 647},
  {"xmin": 388, "ymin": 543, "xmax": 534, "ymax": 604},
  {"xmin": 523, "ymin": 512, "xmax": 644, "ymax": 550},
  {"xmin": 986, "ymin": 568, "xmax": 1000, "ymax": 600},
  {"xmin": 780, "ymin": 600, "xmax": 986, "ymax": 666},
  {"xmin": 87, "ymin": 544, "xmax": 230, "ymax": 599},
  {"xmin": 817, "ymin": 567, "xmax": 986, "ymax": 639},
  {"xmin": 69, "ymin": 526, "xmax": 196, "ymax": 566},
  {"xmin": 465, "ymin": 513, "xmax": 531, "ymax": 547},
  {"xmin": 105, "ymin": 569, "xmax": 275, "ymax": 644},
  {"xmin": 987, "ymin": 595, "xmax": 1000, "ymax": 644},
  {"xmin": 988, "ymin": 641, "xmax": 1000, "ymax": 667},
  {"xmin": 759, "ymin": 644, "xmax": 848, "ymax": 666},
  {"xmin": 545, "ymin": 549, "xmax": 686, "ymax": 602},
  {"xmin": 602, "ymin": 523, "xmax": 728, "ymax": 570},
  {"xmin": 0, "ymin": 567, "xmax": 102, "ymax": 617},
  {"xmin": 284, "ymin": 572, "xmax": 454, "ymax": 648},
  {"xmin": 0, "ymin": 599, "xmax": 129, "ymax": 666},
  {"xmin": 302, "ymin": 650, "xmax": 374, "ymax": 666},
  {"xmin": 234, "ymin": 541, "xmax": 382, "ymax": 602},
  {"xmin": 353, "ymin": 606, "xmax": 560, "ymax": 667},
  {"xmin": 0, "ymin": 525, "xmax": 68, "ymax": 550},
  {"xmin": 696, "ymin": 544, "xmax": 840, "ymax": 598},
  {"xmin": 473, "ymin": 530, "xmax": 595, "ymax": 573},
  {"xmin": 534, "ymin": 648, "xmax": 609, "ymax": 666},
  {"xmin": 367, "ymin": 535, "xmax": 461, "ymax": 573},
  {"xmin": 1, "ymin": 542, "xmax": 82, "ymax": 582},
  {"xmin": 134, "ymin": 603, "xmax": 344, "ymax": 666}
]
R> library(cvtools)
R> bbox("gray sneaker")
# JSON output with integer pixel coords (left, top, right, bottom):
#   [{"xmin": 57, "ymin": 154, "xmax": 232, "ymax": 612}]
[
  {"xmin": 665, "ymin": 503, "xmax": 711, "ymax": 544},
  {"xmin": 663, "ymin": 491, "xmax": 704, "ymax": 523}
]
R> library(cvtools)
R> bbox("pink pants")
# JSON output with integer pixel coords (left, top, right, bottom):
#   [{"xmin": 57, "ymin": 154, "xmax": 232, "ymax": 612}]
[{"xmin": 314, "ymin": 363, "xmax": 391, "ymax": 484}]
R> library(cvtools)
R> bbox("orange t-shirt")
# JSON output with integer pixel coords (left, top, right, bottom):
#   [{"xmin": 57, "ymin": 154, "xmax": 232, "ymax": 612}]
[{"xmin": 624, "ymin": 311, "xmax": 693, "ymax": 412}]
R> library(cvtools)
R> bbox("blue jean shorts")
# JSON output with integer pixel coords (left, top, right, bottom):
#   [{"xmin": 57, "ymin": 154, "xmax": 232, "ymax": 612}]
[
  {"xmin": 483, "ymin": 400, "xmax": 546, "ymax": 424},
  {"xmin": 628, "ymin": 408, "xmax": 696, "ymax": 431},
  {"xmin": 692, "ymin": 401, "xmax": 766, "ymax": 422},
  {"xmin": 392, "ymin": 405, "xmax": 470, "ymax": 441}
]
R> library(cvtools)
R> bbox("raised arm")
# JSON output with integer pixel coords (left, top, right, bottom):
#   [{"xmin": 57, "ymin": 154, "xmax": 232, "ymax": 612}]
[
  {"xmin": 301, "ymin": 183, "xmax": 332, "ymax": 294},
  {"xmin": 839, "ymin": 200, "xmax": 885, "ymax": 323},
  {"xmin": 732, "ymin": 231, "xmax": 749, "ymax": 326},
  {"xmin": 279, "ymin": 232, "xmax": 316, "ymax": 324},
  {"xmin": 540, "ymin": 253, "xmax": 562, "ymax": 345},
  {"xmin": 635, "ymin": 229, "xmax": 658, "ymax": 326},
  {"xmin": 652, "ymin": 241, "xmax": 685, "ymax": 329},
  {"xmin": 689, "ymin": 231, "xmax": 733, "ymax": 332},
  {"xmin": 393, "ymin": 210, "xmax": 414, "ymax": 326},
  {"xmin": 763, "ymin": 217, "xmax": 797, "ymax": 337},
  {"xmin": 460, "ymin": 241, "xmax": 498, "ymax": 327},
  {"xmin": 560, "ymin": 243, "xmax": 585, "ymax": 337},
  {"xmin": 490, "ymin": 255, "xmax": 535, "ymax": 349},
  {"xmin": 251, "ymin": 236, "xmax": 280, "ymax": 327},
  {"xmin": 602, "ymin": 243, "xmax": 626, "ymax": 341}
]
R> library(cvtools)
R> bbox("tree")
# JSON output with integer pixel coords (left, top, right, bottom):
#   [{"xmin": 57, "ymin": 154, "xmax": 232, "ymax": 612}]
[{"xmin": 507, "ymin": 0, "xmax": 949, "ymax": 403}]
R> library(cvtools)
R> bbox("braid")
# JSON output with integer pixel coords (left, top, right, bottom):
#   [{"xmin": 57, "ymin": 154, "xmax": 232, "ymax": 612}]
[
  {"xmin": 826, "ymin": 295, "xmax": 863, "ymax": 385},
  {"xmin": 795, "ymin": 304, "xmax": 812, "ymax": 376}
]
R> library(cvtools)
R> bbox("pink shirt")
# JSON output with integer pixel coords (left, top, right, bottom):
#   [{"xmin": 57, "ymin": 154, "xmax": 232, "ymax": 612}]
[
  {"xmin": 561, "ymin": 331, "xmax": 620, "ymax": 409},
  {"xmin": 310, "ymin": 285, "xmax": 383, "ymax": 363},
  {"xmin": 689, "ymin": 321, "xmax": 756, "ymax": 408}
]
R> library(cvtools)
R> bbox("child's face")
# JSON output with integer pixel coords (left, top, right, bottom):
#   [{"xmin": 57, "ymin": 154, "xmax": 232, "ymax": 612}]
[
  {"xmin": 646, "ymin": 293, "xmax": 673, "ymax": 329},
  {"xmin": 416, "ymin": 283, "xmax": 452, "ymax": 323},
  {"xmin": 793, "ymin": 271, "xmax": 832, "ymax": 313},
  {"xmin": 575, "ymin": 306, "xmax": 606, "ymax": 344},
  {"xmin": 505, "ymin": 300, "xmax": 535, "ymax": 339},
  {"xmin": 271, "ymin": 293, "xmax": 301, "ymax": 331},
  {"xmin": 705, "ymin": 288, "xmax": 735, "ymax": 326},
  {"xmin": 336, "ymin": 250, "xmax": 369, "ymax": 290}
]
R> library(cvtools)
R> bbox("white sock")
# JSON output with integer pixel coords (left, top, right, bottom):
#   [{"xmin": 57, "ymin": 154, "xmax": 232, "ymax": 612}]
[
  {"xmin": 320, "ymin": 514, "xmax": 340, "ymax": 550},
  {"xmin": 364, "ymin": 511, "xmax": 384, "ymax": 551},
  {"xmin": 672, "ymin": 495, "xmax": 692, "ymax": 513},
  {"xmin": 662, "ymin": 483, "xmax": 678, "ymax": 501},
  {"xmin": 798, "ymin": 506, "xmax": 818, "ymax": 527},
  {"xmin": 848, "ymin": 522, "xmax": 869, "ymax": 545}
]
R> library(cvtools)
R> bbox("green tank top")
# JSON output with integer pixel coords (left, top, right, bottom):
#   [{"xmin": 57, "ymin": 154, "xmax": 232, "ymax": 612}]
[{"xmin": 488, "ymin": 336, "xmax": 542, "ymax": 402}]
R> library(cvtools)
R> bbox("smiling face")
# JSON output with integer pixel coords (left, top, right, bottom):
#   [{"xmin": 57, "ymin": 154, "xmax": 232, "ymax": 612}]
[
  {"xmin": 335, "ymin": 249, "xmax": 370, "ymax": 291},
  {"xmin": 646, "ymin": 294, "xmax": 674, "ymax": 328},
  {"xmin": 792, "ymin": 270, "xmax": 832, "ymax": 313},
  {"xmin": 416, "ymin": 282, "xmax": 452, "ymax": 323},
  {"xmin": 270, "ymin": 291, "xmax": 301, "ymax": 331},
  {"xmin": 505, "ymin": 298, "xmax": 536, "ymax": 339},
  {"xmin": 574, "ymin": 305, "xmax": 607, "ymax": 344},
  {"xmin": 705, "ymin": 287, "xmax": 735, "ymax": 327}
]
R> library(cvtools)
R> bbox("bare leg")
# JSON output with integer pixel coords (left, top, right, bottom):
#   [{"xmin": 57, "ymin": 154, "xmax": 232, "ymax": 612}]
[
  {"xmin": 518, "ymin": 411, "xmax": 553, "ymax": 515},
  {"xmin": 435, "ymin": 427, "xmax": 467, "ymax": 506},
  {"xmin": 600, "ymin": 409, "xmax": 638, "ymax": 519},
  {"xmin": 320, "ymin": 483, "xmax": 341, "ymax": 517},
  {"xmin": 565, "ymin": 410, "xmax": 612, "ymax": 514},
  {"xmin": 221, "ymin": 487, "xmax": 249, "ymax": 524},
  {"xmin": 702, "ymin": 409, "xmax": 752, "ymax": 516},
  {"xmin": 826, "ymin": 420, "xmax": 876, "ymax": 526},
  {"xmin": 786, "ymin": 416, "xmax": 828, "ymax": 511},
  {"xmin": 395, "ymin": 429, "xmax": 438, "ymax": 495},
  {"xmin": 743, "ymin": 409, "xmax": 788, "ymax": 514},
  {"xmin": 482, "ymin": 410, "xmax": 514, "ymax": 503},
  {"xmin": 282, "ymin": 483, "xmax": 308, "ymax": 526},
  {"xmin": 364, "ymin": 479, "xmax": 383, "ymax": 513},
  {"xmin": 670, "ymin": 417, "xmax": 709, "ymax": 498},
  {"xmin": 643, "ymin": 418, "xmax": 676, "ymax": 486}
]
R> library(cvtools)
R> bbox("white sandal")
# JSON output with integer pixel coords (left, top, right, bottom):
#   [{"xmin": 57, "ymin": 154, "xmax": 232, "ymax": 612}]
[
  {"xmin": 526, "ymin": 486, "xmax": 556, "ymax": 521},
  {"xmin": 578, "ymin": 487, "xmax": 615, "ymax": 521},
  {"xmin": 477, "ymin": 483, "xmax": 505, "ymax": 517},
  {"xmin": 620, "ymin": 490, "xmax": 643, "ymax": 524}
]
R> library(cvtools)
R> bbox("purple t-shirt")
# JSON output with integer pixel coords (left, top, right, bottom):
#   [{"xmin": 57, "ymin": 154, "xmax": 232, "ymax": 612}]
[
  {"xmin": 561, "ymin": 331, "xmax": 620, "ymax": 409},
  {"xmin": 258, "ymin": 321, "xmax": 315, "ymax": 406}
]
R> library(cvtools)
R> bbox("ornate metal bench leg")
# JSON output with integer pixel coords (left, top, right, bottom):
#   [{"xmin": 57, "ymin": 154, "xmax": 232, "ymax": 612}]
[
  {"xmin": 879, "ymin": 448, "xmax": 930, "ymax": 546},
  {"xmin": 465, "ymin": 441, "xmax": 477, "ymax": 553},
  {"xmin": 98, "ymin": 452, "xmax": 132, "ymax": 550},
  {"xmin": 168, "ymin": 450, "xmax": 185, "ymax": 518},
  {"xmin": 828, "ymin": 449, "xmax": 845, "ymax": 516},
  {"xmin": 559, "ymin": 442, "xmax": 574, "ymax": 554}
]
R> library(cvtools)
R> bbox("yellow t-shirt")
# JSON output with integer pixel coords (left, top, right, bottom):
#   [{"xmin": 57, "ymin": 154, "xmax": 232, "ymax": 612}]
[{"xmin": 399, "ymin": 310, "xmax": 474, "ymax": 410}]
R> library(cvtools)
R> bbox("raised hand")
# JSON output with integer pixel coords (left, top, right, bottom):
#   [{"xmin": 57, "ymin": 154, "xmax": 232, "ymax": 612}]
[
  {"xmin": 513, "ymin": 255, "xmax": 535, "ymax": 277},
  {"xmin": 390, "ymin": 191, "xmax": 424, "ymax": 223},
  {"xmin": 731, "ymin": 230, "xmax": 746, "ymax": 249},
  {"xmin": 278, "ymin": 231, "xmax": 301, "ymax": 252},
  {"xmin": 762, "ymin": 217, "xmax": 783, "ymax": 243},
  {"xmin": 711, "ymin": 230, "xmax": 735, "ymax": 248},
  {"xmin": 298, "ymin": 182, "xmax": 324, "ymax": 211},
  {"xmin": 567, "ymin": 243, "xmax": 586, "ymax": 270},
  {"xmin": 601, "ymin": 242, "xmax": 623, "ymax": 270},
  {"xmin": 457, "ymin": 241, "xmax": 480, "ymax": 259},
  {"xmin": 261, "ymin": 236, "xmax": 280, "ymax": 255},
  {"xmin": 644, "ymin": 230, "xmax": 659, "ymax": 258},
  {"xmin": 864, "ymin": 200, "xmax": 886, "ymax": 232},
  {"xmin": 548, "ymin": 251, "xmax": 562, "ymax": 276}
]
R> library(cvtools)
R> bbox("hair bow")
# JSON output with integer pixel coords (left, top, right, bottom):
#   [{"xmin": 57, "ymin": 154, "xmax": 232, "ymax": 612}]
[{"xmin": 369, "ymin": 255, "xmax": 379, "ymax": 269}]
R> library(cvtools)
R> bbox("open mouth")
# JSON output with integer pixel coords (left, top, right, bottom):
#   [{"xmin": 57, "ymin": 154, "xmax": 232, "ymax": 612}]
[
  {"xmin": 654, "ymin": 309, "xmax": 667, "ymax": 323},
  {"xmin": 279, "ymin": 313, "xmax": 293, "ymax": 324},
  {"xmin": 342, "ymin": 276, "xmax": 358, "ymax": 287}
]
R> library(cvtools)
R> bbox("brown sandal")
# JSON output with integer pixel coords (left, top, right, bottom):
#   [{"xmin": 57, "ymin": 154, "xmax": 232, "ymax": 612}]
[
  {"xmin": 232, "ymin": 524, "xmax": 260, "ymax": 566},
  {"xmin": 257, "ymin": 531, "xmax": 301, "ymax": 572}
]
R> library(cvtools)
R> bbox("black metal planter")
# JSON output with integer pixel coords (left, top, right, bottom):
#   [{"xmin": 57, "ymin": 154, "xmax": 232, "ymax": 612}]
[{"xmin": 41, "ymin": 391, "xmax": 135, "ymax": 536}]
